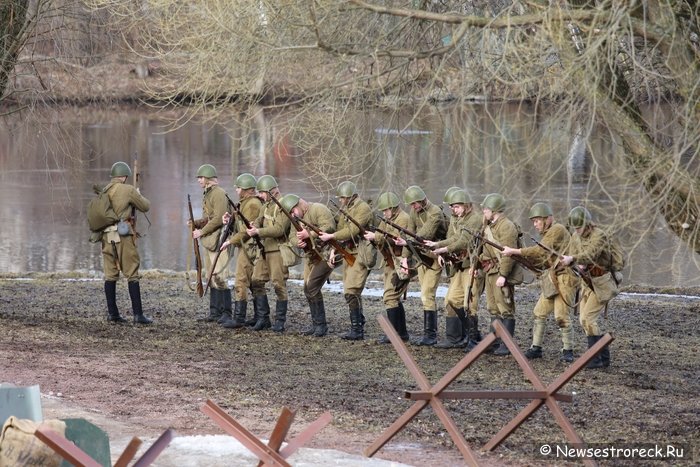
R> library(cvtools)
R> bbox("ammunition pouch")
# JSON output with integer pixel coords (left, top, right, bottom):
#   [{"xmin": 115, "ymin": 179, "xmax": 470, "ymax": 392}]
[
  {"xmin": 280, "ymin": 243, "xmax": 302, "ymax": 267},
  {"xmin": 592, "ymin": 272, "xmax": 619, "ymax": 302}
]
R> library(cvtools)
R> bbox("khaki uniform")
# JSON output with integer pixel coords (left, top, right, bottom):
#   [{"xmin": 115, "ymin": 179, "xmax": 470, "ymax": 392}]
[
  {"xmin": 252, "ymin": 198, "xmax": 291, "ymax": 301},
  {"xmin": 481, "ymin": 215, "xmax": 522, "ymax": 319},
  {"xmin": 101, "ymin": 179, "xmax": 150, "ymax": 281},
  {"xmin": 519, "ymin": 222, "xmax": 577, "ymax": 350},
  {"xmin": 567, "ymin": 226, "xmax": 617, "ymax": 336},
  {"xmin": 195, "ymin": 185, "xmax": 231, "ymax": 290},
  {"xmin": 334, "ymin": 196, "xmax": 373, "ymax": 297},
  {"xmin": 374, "ymin": 209, "xmax": 414, "ymax": 308},
  {"xmin": 410, "ymin": 201, "xmax": 447, "ymax": 311},
  {"xmin": 228, "ymin": 195, "xmax": 266, "ymax": 301},
  {"xmin": 301, "ymin": 203, "xmax": 336, "ymax": 302}
]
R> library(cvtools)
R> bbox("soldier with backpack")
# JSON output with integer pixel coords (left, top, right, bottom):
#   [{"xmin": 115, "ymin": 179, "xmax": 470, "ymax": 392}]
[
  {"xmin": 560, "ymin": 206, "xmax": 623, "ymax": 369},
  {"xmin": 99, "ymin": 161, "xmax": 153, "ymax": 324}
]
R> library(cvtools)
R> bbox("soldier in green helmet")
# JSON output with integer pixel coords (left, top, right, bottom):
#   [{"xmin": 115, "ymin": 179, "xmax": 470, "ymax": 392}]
[
  {"xmin": 100, "ymin": 161, "xmax": 153, "ymax": 324},
  {"xmin": 560, "ymin": 206, "xmax": 620, "ymax": 369},
  {"xmin": 319, "ymin": 180, "xmax": 374, "ymax": 340},
  {"xmin": 393, "ymin": 185, "xmax": 447, "ymax": 346},
  {"xmin": 364, "ymin": 191, "xmax": 415, "ymax": 343},
  {"xmin": 218, "ymin": 173, "xmax": 267, "ymax": 329},
  {"xmin": 425, "ymin": 188, "xmax": 484, "ymax": 349},
  {"xmin": 246, "ymin": 175, "xmax": 291, "ymax": 332},
  {"xmin": 501, "ymin": 202, "xmax": 577, "ymax": 362},
  {"xmin": 478, "ymin": 193, "xmax": 524, "ymax": 355},
  {"xmin": 281, "ymin": 194, "xmax": 336, "ymax": 337},
  {"xmin": 190, "ymin": 164, "xmax": 233, "ymax": 323}
]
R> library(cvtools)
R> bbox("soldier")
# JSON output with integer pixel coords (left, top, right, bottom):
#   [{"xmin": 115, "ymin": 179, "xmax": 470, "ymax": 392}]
[
  {"xmin": 425, "ymin": 189, "xmax": 483, "ymax": 349},
  {"xmin": 217, "ymin": 173, "xmax": 267, "ymax": 329},
  {"xmin": 560, "ymin": 206, "xmax": 620, "ymax": 368},
  {"xmin": 190, "ymin": 164, "xmax": 232, "ymax": 324},
  {"xmin": 246, "ymin": 175, "xmax": 291, "ymax": 332},
  {"xmin": 280, "ymin": 194, "xmax": 336, "ymax": 337},
  {"xmin": 319, "ymin": 181, "xmax": 373, "ymax": 340},
  {"xmin": 363, "ymin": 192, "xmax": 414, "ymax": 343},
  {"xmin": 101, "ymin": 161, "xmax": 153, "ymax": 324},
  {"xmin": 479, "ymin": 193, "xmax": 524, "ymax": 356},
  {"xmin": 501, "ymin": 202, "xmax": 577, "ymax": 362},
  {"xmin": 394, "ymin": 186, "xmax": 447, "ymax": 346}
]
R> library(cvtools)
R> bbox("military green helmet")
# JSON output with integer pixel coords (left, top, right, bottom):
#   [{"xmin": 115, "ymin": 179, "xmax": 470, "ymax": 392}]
[
  {"xmin": 336, "ymin": 181, "xmax": 357, "ymax": 198},
  {"xmin": 196, "ymin": 164, "xmax": 217, "ymax": 178},
  {"xmin": 234, "ymin": 173, "xmax": 257, "ymax": 189},
  {"xmin": 481, "ymin": 193, "xmax": 506, "ymax": 212},
  {"xmin": 256, "ymin": 174, "xmax": 278, "ymax": 192},
  {"xmin": 568, "ymin": 206, "xmax": 592, "ymax": 228},
  {"xmin": 110, "ymin": 161, "xmax": 132, "ymax": 178},
  {"xmin": 528, "ymin": 202, "xmax": 553, "ymax": 219},
  {"xmin": 279, "ymin": 194, "xmax": 300, "ymax": 213},
  {"xmin": 376, "ymin": 192, "xmax": 400, "ymax": 211},
  {"xmin": 446, "ymin": 189, "xmax": 470, "ymax": 205},
  {"xmin": 404, "ymin": 185, "xmax": 427, "ymax": 204},
  {"xmin": 443, "ymin": 186, "xmax": 461, "ymax": 203}
]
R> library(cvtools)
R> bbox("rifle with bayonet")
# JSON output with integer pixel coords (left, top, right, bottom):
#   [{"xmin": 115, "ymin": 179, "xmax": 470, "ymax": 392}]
[
  {"xmin": 203, "ymin": 198, "xmax": 236, "ymax": 296},
  {"xmin": 329, "ymin": 199, "xmax": 393, "ymax": 268},
  {"xmin": 376, "ymin": 212, "xmax": 464, "ymax": 266},
  {"xmin": 187, "ymin": 194, "xmax": 204, "ymax": 297},
  {"xmin": 462, "ymin": 227, "xmax": 541, "ymax": 274},
  {"xmin": 294, "ymin": 216, "xmax": 356, "ymax": 266},
  {"xmin": 530, "ymin": 236, "xmax": 593, "ymax": 290},
  {"xmin": 229, "ymin": 195, "xmax": 266, "ymax": 261},
  {"xmin": 267, "ymin": 194, "xmax": 324, "ymax": 263}
]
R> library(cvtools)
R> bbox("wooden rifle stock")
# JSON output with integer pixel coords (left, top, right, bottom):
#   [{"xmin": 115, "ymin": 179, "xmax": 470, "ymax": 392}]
[
  {"xmin": 228, "ymin": 195, "xmax": 266, "ymax": 260},
  {"xmin": 294, "ymin": 216, "xmax": 355, "ymax": 266},
  {"xmin": 267, "ymin": 195, "xmax": 323, "ymax": 263},
  {"xmin": 466, "ymin": 224, "xmax": 486, "ymax": 312},
  {"xmin": 187, "ymin": 194, "xmax": 204, "ymax": 297},
  {"xmin": 329, "ymin": 199, "xmax": 392, "ymax": 267},
  {"xmin": 462, "ymin": 227, "xmax": 541, "ymax": 274},
  {"xmin": 203, "ymin": 199, "xmax": 236, "ymax": 296},
  {"xmin": 530, "ymin": 236, "xmax": 594, "ymax": 289}
]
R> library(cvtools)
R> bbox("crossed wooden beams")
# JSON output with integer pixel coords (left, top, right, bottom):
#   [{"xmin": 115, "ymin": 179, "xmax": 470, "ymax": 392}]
[
  {"xmin": 35, "ymin": 426, "xmax": 175, "ymax": 467},
  {"xmin": 201, "ymin": 399, "xmax": 332, "ymax": 467},
  {"xmin": 366, "ymin": 315, "xmax": 613, "ymax": 467}
]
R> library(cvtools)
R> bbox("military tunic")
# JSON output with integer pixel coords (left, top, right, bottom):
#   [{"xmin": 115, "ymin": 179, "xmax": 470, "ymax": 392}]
[
  {"xmin": 334, "ymin": 196, "xmax": 373, "ymax": 297},
  {"xmin": 481, "ymin": 215, "xmax": 521, "ymax": 319},
  {"xmin": 374, "ymin": 208, "xmax": 414, "ymax": 308},
  {"xmin": 252, "ymin": 198, "xmax": 292, "ymax": 300},
  {"xmin": 301, "ymin": 202, "xmax": 336, "ymax": 302},
  {"xmin": 195, "ymin": 184, "xmax": 231, "ymax": 290},
  {"xmin": 228, "ymin": 194, "xmax": 266, "ymax": 301},
  {"xmin": 101, "ymin": 178, "xmax": 150, "ymax": 281},
  {"xmin": 410, "ymin": 201, "xmax": 446, "ymax": 311}
]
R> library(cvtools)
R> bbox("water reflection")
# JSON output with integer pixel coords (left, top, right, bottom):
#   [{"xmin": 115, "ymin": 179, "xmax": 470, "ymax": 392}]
[{"xmin": 0, "ymin": 105, "xmax": 697, "ymax": 287}]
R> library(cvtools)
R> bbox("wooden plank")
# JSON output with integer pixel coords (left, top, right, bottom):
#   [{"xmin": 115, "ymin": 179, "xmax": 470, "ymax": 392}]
[
  {"xmin": 114, "ymin": 437, "xmax": 142, "ymax": 467},
  {"xmin": 279, "ymin": 411, "xmax": 332, "ymax": 458},
  {"xmin": 132, "ymin": 428, "xmax": 175, "ymax": 467},
  {"xmin": 405, "ymin": 390, "xmax": 573, "ymax": 403},
  {"xmin": 258, "ymin": 407, "xmax": 295, "ymax": 467},
  {"xmin": 34, "ymin": 428, "xmax": 102, "ymax": 467}
]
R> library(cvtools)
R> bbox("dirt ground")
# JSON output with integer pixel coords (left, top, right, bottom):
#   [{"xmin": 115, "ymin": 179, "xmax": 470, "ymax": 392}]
[{"xmin": 1, "ymin": 272, "xmax": 699, "ymax": 466}]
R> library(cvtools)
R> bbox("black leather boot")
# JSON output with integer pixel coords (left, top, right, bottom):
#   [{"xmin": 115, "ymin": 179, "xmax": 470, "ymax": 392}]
[
  {"xmin": 301, "ymin": 301, "xmax": 317, "ymax": 336},
  {"xmin": 129, "ymin": 281, "xmax": 152, "ymax": 324},
  {"xmin": 397, "ymin": 302, "xmax": 409, "ymax": 341},
  {"xmin": 271, "ymin": 300, "xmax": 288, "ymax": 332},
  {"xmin": 222, "ymin": 300, "xmax": 247, "ymax": 329},
  {"xmin": 464, "ymin": 314, "xmax": 482, "ymax": 351},
  {"xmin": 377, "ymin": 306, "xmax": 402, "ymax": 344},
  {"xmin": 586, "ymin": 335, "xmax": 605, "ymax": 368},
  {"xmin": 204, "ymin": 289, "xmax": 223, "ymax": 322},
  {"xmin": 342, "ymin": 308, "xmax": 364, "ymax": 340},
  {"xmin": 105, "ymin": 281, "xmax": 126, "ymax": 323},
  {"xmin": 313, "ymin": 300, "xmax": 328, "ymax": 337},
  {"xmin": 252, "ymin": 295, "xmax": 271, "ymax": 331},
  {"xmin": 413, "ymin": 310, "xmax": 437, "ymax": 346},
  {"xmin": 435, "ymin": 316, "xmax": 463, "ymax": 348},
  {"xmin": 493, "ymin": 318, "xmax": 515, "ymax": 355},
  {"xmin": 217, "ymin": 288, "xmax": 232, "ymax": 325}
]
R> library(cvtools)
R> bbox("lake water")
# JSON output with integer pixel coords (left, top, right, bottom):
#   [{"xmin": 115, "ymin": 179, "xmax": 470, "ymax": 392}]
[{"xmin": 0, "ymin": 104, "xmax": 697, "ymax": 287}]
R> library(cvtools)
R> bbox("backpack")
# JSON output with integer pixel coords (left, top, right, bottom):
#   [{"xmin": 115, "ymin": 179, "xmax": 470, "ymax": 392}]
[{"xmin": 87, "ymin": 184, "xmax": 119, "ymax": 233}]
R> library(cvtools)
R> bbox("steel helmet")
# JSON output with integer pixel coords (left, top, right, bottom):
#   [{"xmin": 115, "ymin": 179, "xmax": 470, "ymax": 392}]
[
  {"xmin": 443, "ymin": 186, "xmax": 461, "ymax": 203},
  {"xmin": 568, "ymin": 206, "xmax": 592, "ymax": 228},
  {"xmin": 404, "ymin": 185, "xmax": 427, "ymax": 204},
  {"xmin": 481, "ymin": 193, "xmax": 506, "ymax": 212},
  {"xmin": 528, "ymin": 202, "xmax": 553, "ymax": 219},
  {"xmin": 446, "ymin": 189, "xmax": 470, "ymax": 205},
  {"xmin": 196, "ymin": 164, "xmax": 217, "ymax": 178},
  {"xmin": 279, "ymin": 194, "xmax": 300, "ymax": 213},
  {"xmin": 376, "ymin": 192, "xmax": 400, "ymax": 211},
  {"xmin": 336, "ymin": 181, "xmax": 357, "ymax": 198},
  {"xmin": 256, "ymin": 175, "xmax": 278, "ymax": 192},
  {"xmin": 110, "ymin": 161, "xmax": 132, "ymax": 178},
  {"xmin": 235, "ymin": 173, "xmax": 257, "ymax": 189}
]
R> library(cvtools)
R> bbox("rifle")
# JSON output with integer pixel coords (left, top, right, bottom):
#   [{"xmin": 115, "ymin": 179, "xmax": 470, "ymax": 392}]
[
  {"xmin": 466, "ymin": 223, "xmax": 486, "ymax": 312},
  {"xmin": 329, "ymin": 199, "xmax": 394, "ymax": 268},
  {"xmin": 375, "ymin": 212, "xmax": 463, "ymax": 266},
  {"xmin": 294, "ymin": 216, "xmax": 356, "ymax": 266},
  {"xmin": 203, "ymin": 198, "xmax": 236, "ymax": 296},
  {"xmin": 530, "ymin": 236, "xmax": 594, "ymax": 290},
  {"xmin": 187, "ymin": 194, "xmax": 204, "ymax": 297},
  {"xmin": 267, "ymin": 195, "xmax": 324, "ymax": 263},
  {"xmin": 462, "ymin": 227, "xmax": 541, "ymax": 274},
  {"xmin": 228, "ymin": 195, "xmax": 266, "ymax": 260}
]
